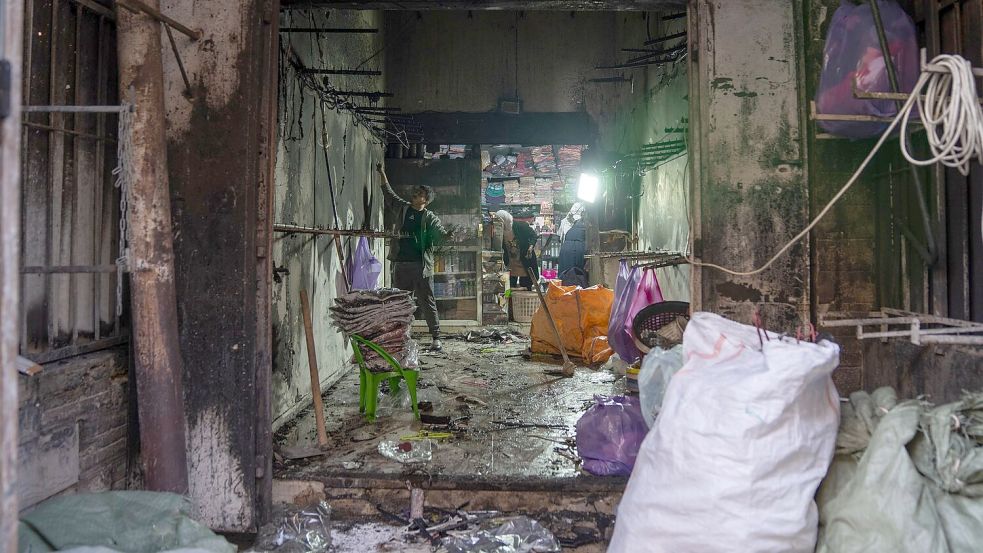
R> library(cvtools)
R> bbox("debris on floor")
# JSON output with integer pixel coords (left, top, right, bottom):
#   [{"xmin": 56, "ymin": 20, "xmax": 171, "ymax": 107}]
[
  {"xmin": 457, "ymin": 328, "xmax": 528, "ymax": 344},
  {"xmin": 441, "ymin": 515, "xmax": 561, "ymax": 552},
  {"xmin": 249, "ymin": 501, "xmax": 332, "ymax": 553},
  {"xmin": 275, "ymin": 335, "xmax": 627, "ymax": 484},
  {"xmin": 18, "ymin": 491, "xmax": 235, "ymax": 553}
]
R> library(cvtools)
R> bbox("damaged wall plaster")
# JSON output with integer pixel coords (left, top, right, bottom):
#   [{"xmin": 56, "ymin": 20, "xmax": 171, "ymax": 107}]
[
  {"xmin": 272, "ymin": 9, "xmax": 386, "ymax": 429},
  {"xmin": 692, "ymin": 0, "xmax": 809, "ymax": 330}
]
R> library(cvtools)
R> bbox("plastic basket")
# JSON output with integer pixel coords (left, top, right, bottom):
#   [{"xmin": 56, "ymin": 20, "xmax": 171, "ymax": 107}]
[{"xmin": 510, "ymin": 291, "xmax": 540, "ymax": 323}]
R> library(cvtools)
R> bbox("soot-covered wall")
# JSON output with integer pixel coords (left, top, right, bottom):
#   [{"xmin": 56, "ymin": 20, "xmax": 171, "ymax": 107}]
[{"xmin": 272, "ymin": 9, "xmax": 387, "ymax": 428}]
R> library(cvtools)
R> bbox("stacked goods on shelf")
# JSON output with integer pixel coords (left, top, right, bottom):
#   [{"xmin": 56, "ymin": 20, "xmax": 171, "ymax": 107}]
[
  {"xmin": 330, "ymin": 289, "xmax": 416, "ymax": 372},
  {"xmin": 531, "ymin": 146, "xmax": 557, "ymax": 175},
  {"xmin": 556, "ymin": 145, "xmax": 584, "ymax": 177}
]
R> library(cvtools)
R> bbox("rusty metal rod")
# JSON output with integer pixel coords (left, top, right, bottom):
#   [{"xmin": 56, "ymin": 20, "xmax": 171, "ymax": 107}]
[
  {"xmin": 116, "ymin": 0, "xmax": 189, "ymax": 494},
  {"xmin": 643, "ymin": 30, "xmax": 686, "ymax": 46},
  {"xmin": 22, "ymin": 120, "xmax": 117, "ymax": 142},
  {"xmin": 115, "ymin": 0, "xmax": 201, "ymax": 40},
  {"xmin": 164, "ymin": 24, "xmax": 193, "ymax": 98}
]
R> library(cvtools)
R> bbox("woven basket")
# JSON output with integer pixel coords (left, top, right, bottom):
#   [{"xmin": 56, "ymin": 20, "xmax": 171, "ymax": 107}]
[
  {"xmin": 632, "ymin": 301, "xmax": 691, "ymax": 351},
  {"xmin": 510, "ymin": 291, "xmax": 540, "ymax": 323}
]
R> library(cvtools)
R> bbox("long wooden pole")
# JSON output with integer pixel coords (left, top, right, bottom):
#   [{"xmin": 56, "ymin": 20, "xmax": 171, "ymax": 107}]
[
  {"xmin": 116, "ymin": 0, "xmax": 188, "ymax": 493},
  {"xmin": 0, "ymin": 0, "xmax": 25, "ymax": 548},
  {"xmin": 300, "ymin": 290, "xmax": 329, "ymax": 447}
]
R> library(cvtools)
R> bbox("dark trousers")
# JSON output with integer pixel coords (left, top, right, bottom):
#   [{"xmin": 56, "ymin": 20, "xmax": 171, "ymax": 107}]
[{"xmin": 392, "ymin": 261, "xmax": 440, "ymax": 338}]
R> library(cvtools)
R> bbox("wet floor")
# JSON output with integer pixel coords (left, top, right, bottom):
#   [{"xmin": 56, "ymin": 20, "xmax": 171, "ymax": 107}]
[{"xmin": 274, "ymin": 328, "xmax": 627, "ymax": 489}]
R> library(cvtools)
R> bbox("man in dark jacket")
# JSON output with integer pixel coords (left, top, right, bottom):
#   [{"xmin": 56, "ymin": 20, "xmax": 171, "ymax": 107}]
[{"xmin": 377, "ymin": 163, "xmax": 448, "ymax": 351}]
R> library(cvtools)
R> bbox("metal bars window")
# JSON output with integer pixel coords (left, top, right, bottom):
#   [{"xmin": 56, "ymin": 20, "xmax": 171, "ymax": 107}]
[{"xmin": 19, "ymin": 0, "xmax": 126, "ymax": 364}]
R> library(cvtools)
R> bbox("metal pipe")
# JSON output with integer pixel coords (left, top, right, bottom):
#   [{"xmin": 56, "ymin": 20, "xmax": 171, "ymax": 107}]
[
  {"xmin": 868, "ymin": 0, "xmax": 938, "ymax": 266},
  {"xmin": 625, "ymin": 44, "xmax": 686, "ymax": 64},
  {"xmin": 21, "ymin": 265, "xmax": 118, "ymax": 273},
  {"xmin": 23, "ymin": 105, "xmax": 128, "ymax": 113},
  {"xmin": 643, "ymin": 30, "xmax": 686, "ymax": 46},
  {"xmin": 301, "ymin": 68, "xmax": 381, "ymax": 75},
  {"xmin": 333, "ymin": 91, "xmax": 393, "ymax": 98},
  {"xmin": 273, "ymin": 224, "xmax": 394, "ymax": 238},
  {"xmin": 22, "ymin": 120, "xmax": 116, "ymax": 141},
  {"xmin": 116, "ymin": 0, "xmax": 189, "ymax": 494},
  {"xmin": 279, "ymin": 27, "xmax": 378, "ymax": 33}
]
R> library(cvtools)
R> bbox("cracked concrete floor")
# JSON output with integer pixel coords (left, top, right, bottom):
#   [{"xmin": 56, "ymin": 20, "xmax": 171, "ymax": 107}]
[{"xmin": 275, "ymin": 331, "xmax": 627, "ymax": 487}]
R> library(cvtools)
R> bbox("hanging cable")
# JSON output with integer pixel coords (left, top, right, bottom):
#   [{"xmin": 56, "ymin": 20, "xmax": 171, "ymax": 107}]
[{"xmin": 693, "ymin": 53, "xmax": 983, "ymax": 277}]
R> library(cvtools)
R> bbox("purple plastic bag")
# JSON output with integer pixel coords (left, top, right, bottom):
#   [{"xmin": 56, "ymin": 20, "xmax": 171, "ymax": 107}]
[
  {"xmin": 576, "ymin": 395, "xmax": 649, "ymax": 476},
  {"xmin": 816, "ymin": 0, "xmax": 918, "ymax": 138},
  {"xmin": 608, "ymin": 264, "xmax": 642, "ymax": 363},
  {"xmin": 349, "ymin": 236, "xmax": 382, "ymax": 290}
]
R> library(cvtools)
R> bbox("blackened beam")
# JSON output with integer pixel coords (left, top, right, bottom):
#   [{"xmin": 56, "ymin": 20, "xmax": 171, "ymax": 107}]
[
  {"xmin": 280, "ymin": 27, "xmax": 378, "ymax": 33},
  {"xmin": 662, "ymin": 12, "xmax": 686, "ymax": 20},
  {"xmin": 355, "ymin": 106, "xmax": 401, "ymax": 112},
  {"xmin": 643, "ymin": 30, "xmax": 686, "ymax": 46},
  {"xmin": 115, "ymin": 0, "xmax": 201, "ymax": 40},
  {"xmin": 301, "ymin": 68, "xmax": 382, "ymax": 75}
]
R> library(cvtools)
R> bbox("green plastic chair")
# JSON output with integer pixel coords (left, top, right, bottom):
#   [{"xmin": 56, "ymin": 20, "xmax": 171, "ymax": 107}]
[{"xmin": 350, "ymin": 334, "xmax": 420, "ymax": 422}]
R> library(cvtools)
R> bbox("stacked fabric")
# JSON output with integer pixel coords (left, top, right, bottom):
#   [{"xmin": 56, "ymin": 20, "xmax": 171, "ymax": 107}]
[
  {"xmin": 531, "ymin": 146, "xmax": 557, "ymax": 175},
  {"xmin": 330, "ymin": 289, "xmax": 416, "ymax": 373},
  {"xmin": 556, "ymin": 145, "xmax": 584, "ymax": 176}
]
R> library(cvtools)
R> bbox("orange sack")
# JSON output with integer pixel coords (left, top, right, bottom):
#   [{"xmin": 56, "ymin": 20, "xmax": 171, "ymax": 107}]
[{"xmin": 530, "ymin": 282, "xmax": 614, "ymax": 364}]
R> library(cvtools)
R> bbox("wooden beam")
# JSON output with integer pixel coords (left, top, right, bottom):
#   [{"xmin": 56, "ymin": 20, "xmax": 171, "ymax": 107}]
[{"xmin": 116, "ymin": 0, "xmax": 189, "ymax": 494}]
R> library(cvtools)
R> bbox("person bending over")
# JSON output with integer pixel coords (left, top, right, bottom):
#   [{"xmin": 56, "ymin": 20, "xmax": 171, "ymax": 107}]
[
  {"xmin": 376, "ymin": 163, "xmax": 448, "ymax": 351},
  {"xmin": 494, "ymin": 210, "xmax": 540, "ymax": 290}
]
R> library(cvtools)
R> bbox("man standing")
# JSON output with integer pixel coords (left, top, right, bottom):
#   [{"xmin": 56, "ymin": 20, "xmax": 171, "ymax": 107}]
[{"xmin": 376, "ymin": 163, "xmax": 447, "ymax": 351}]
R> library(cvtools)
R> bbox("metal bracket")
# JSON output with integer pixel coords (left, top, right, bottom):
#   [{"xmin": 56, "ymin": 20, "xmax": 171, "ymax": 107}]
[{"xmin": 822, "ymin": 309, "xmax": 983, "ymax": 346}]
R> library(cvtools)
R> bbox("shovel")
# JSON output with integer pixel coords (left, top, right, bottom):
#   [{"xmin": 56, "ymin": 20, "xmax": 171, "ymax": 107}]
[{"xmin": 525, "ymin": 266, "xmax": 576, "ymax": 378}]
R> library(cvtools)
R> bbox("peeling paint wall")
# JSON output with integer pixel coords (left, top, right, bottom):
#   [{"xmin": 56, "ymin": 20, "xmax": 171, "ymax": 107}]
[
  {"xmin": 691, "ymin": 0, "xmax": 808, "ymax": 330},
  {"xmin": 272, "ymin": 10, "xmax": 386, "ymax": 428}
]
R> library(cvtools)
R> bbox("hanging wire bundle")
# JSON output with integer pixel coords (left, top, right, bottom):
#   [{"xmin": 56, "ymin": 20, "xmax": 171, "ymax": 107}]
[{"xmin": 281, "ymin": 46, "xmax": 411, "ymax": 148}]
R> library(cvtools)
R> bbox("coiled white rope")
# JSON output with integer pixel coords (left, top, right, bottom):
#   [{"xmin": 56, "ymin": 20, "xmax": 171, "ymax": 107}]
[
  {"xmin": 900, "ymin": 55, "xmax": 983, "ymax": 176},
  {"xmin": 695, "ymin": 53, "xmax": 983, "ymax": 277}
]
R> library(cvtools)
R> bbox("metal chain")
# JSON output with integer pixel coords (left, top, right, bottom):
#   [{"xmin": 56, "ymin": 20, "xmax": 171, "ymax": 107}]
[{"xmin": 112, "ymin": 104, "xmax": 134, "ymax": 316}]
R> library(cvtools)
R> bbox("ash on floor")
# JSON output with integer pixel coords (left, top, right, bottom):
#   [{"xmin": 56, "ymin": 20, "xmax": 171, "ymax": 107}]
[{"xmin": 274, "ymin": 331, "xmax": 625, "ymax": 486}]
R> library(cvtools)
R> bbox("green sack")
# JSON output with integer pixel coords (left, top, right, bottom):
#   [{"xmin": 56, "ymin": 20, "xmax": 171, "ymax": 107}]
[{"xmin": 18, "ymin": 491, "xmax": 235, "ymax": 553}]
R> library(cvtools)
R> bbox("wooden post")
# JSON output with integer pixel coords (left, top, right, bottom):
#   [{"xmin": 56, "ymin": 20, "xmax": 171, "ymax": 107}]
[
  {"xmin": 0, "ymin": 0, "xmax": 25, "ymax": 548},
  {"xmin": 300, "ymin": 290, "xmax": 329, "ymax": 447},
  {"xmin": 116, "ymin": 0, "xmax": 189, "ymax": 493}
]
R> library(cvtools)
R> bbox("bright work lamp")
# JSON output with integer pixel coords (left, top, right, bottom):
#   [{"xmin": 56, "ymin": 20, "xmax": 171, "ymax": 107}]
[{"xmin": 577, "ymin": 173, "xmax": 600, "ymax": 203}]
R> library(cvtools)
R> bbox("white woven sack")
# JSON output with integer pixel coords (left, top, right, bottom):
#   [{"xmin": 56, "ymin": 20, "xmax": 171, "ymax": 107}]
[{"xmin": 609, "ymin": 312, "xmax": 840, "ymax": 553}]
